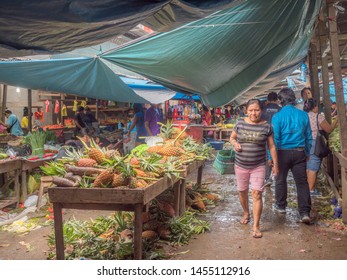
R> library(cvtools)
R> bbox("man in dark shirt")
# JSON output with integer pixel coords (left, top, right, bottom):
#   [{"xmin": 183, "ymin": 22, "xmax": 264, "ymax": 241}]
[
  {"xmin": 262, "ymin": 92, "xmax": 281, "ymax": 187},
  {"xmin": 74, "ymin": 106, "xmax": 87, "ymax": 137}
]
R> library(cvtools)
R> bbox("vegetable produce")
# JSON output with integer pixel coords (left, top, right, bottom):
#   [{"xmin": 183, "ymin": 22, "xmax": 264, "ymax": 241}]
[
  {"xmin": 329, "ymin": 126, "xmax": 341, "ymax": 153},
  {"xmin": 52, "ymin": 176, "xmax": 79, "ymax": 187},
  {"xmin": 0, "ymin": 153, "xmax": 9, "ymax": 159},
  {"xmin": 25, "ymin": 131, "xmax": 46, "ymax": 155}
]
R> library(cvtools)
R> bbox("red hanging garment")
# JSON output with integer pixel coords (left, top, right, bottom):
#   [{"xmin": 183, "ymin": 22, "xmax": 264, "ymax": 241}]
[
  {"xmin": 54, "ymin": 100, "xmax": 60, "ymax": 114},
  {"xmin": 45, "ymin": 100, "xmax": 50, "ymax": 113}
]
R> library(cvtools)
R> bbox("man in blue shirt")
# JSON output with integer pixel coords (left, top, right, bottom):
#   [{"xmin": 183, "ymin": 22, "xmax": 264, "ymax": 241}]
[
  {"xmin": 271, "ymin": 88, "xmax": 312, "ymax": 224},
  {"xmin": 0, "ymin": 109, "xmax": 24, "ymax": 136}
]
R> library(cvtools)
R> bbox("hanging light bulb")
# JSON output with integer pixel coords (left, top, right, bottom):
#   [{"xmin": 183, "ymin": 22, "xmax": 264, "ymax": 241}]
[{"xmin": 16, "ymin": 87, "xmax": 20, "ymax": 93}]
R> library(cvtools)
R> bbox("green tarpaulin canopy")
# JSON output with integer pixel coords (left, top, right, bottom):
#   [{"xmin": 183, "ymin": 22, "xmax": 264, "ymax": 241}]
[{"xmin": 102, "ymin": 0, "xmax": 321, "ymax": 106}]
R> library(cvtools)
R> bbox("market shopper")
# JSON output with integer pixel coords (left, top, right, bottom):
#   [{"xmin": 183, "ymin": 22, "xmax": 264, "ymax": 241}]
[
  {"xmin": 297, "ymin": 87, "xmax": 313, "ymax": 110},
  {"xmin": 304, "ymin": 99, "xmax": 338, "ymax": 196},
  {"xmin": 0, "ymin": 109, "xmax": 24, "ymax": 136},
  {"xmin": 74, "ymin": 106, "xmax": 87, "ymax": 137},
  {"xmin": 201, "ymin": 105, "xmax": 211, "ymax": 126},
  {"xmin": 230, "ymin": 99, "xmax": 278, "ymax": 238},
  {"xmin": 83, "ymin": 106, "xmax": 98, "ymax": 136},
  {"xmin": 145, "ymin": 104, "xmax": 161, "ymax": 136},
  {"xmin": 261, "ymin": 92, "xmax": 281, "ymax": 187},
  {"xmin": 127, "ymin": 103, "xmax": 147, "ymax": 145},
  {"xmin": 272, "ymin": 88, "xmax": 312, "ymax": 224}
]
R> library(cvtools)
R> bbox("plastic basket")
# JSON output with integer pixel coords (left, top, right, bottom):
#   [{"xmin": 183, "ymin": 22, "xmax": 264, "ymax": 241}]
[
  {"xmin": 216, "ymin": 149, "xmax": 235, "ymax": 162},
  {"xmin": 213, "ymin": 158, "xmax": 234, "ymax": 175}
]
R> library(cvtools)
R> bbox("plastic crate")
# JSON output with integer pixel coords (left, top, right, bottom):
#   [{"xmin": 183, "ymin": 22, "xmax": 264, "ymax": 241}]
[
  {"xmin": 213, "ymin": 158, "xmax": 234, "ymax": 175},
  {"xmin": 207, "ymin": 141, "xmax": 224, "ymax": 150}
]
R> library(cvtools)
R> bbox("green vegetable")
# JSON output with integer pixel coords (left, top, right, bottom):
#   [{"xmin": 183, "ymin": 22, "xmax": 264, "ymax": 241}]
[
  {"xmin": 25, "ymin": 131, "xmax": 46, "ymax": 155},
  {"xmin": 0, "ymin": 153, "xmax": 9, "ymax": 159},
  {"xmin": 130, "ymin": 144, "xmax": 148, "ymax": 156},
  {"xmin": 329, "ymin": 126, "xmax": 341, "ymax": 153}
]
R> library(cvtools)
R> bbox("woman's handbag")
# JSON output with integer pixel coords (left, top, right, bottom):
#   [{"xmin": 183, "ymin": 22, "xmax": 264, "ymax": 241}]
[{"xmin": 314, "ymin": 114, "xmax": 330, "ymax": 158}]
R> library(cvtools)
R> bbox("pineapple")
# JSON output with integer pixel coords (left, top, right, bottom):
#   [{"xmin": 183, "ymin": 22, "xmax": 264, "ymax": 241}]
[
  {"xmin": 105, "ymin": 149, "xmax": 121, "ymax": 160},
  {"xmin": 147, "ymin": 146, "xmax": 163, "ymax": 154},
  {"xmin": 77, "ymin": 158, "xmax": 97, "ymax": 167},
  {"xmin": 129, "ymin": 177, "xmax": 148, "ymax": 188},
  {"xmin": 158, "ymin": 121, "xmax": 175, "ymax": 139},
  {"xmin": 158, "ymin": 146, "xmax": 184, "ymax": 157},
  {"xmin": 129, "ymin": 156, "xmax": 140, "ymax": 166},
  {"xmin": 142, "ymin": 230, "xmax": 157, "ymax": 240},
  {"xmin": 88, "ymin": 147, "xmax": 105, "ymax": 164},
  {"xmin": 143, "ymin": 220, "xmax": 161, "ymax": 231},
  {"xmin": 112, "ymin": 173, "xmax": 129, "ymax": 188},
  {"xmin": 112, "ymin": 161, "xmax": 133, "ymax": 187},
  {"xmin": 93, "ymin": 169, "xmax": 113, "ymax": 188}
]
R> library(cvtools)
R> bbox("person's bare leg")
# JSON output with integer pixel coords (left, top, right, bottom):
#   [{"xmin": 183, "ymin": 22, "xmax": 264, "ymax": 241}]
[
  {"xmin": 252, "ymin": 190, "xmax": 263, "ymax": 238},
  {"xmin": 239, "ymin": 190, "xmax": 250, "ymax": 224},
  {"xmin": 307, "ymin": 170, "xmax": 317, "ymax": 191}
]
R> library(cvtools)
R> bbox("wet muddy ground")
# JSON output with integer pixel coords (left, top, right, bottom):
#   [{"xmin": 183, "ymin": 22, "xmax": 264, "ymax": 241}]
[{"xmin": 0, "ymin": 160, "xmax": 347, "ymax": 260}]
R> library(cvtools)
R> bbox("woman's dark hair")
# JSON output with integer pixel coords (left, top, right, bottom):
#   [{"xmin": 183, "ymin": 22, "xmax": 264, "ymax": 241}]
[
  {"xmin": 245, "ymin": 99, "xmax": 263, "ymax": 110},
  {"xmin": 278, "ymin": 88, "xmax": 296, "ymax": 106},
  {"xmin": 202, "ymin": 105, "xmax": 209, "ymax": 112},
  {"xmin": 267, "ymin": 91, "xmax": 278, "ymax": 102},
  {"xmin": 133, "ymin": 103, "xmax": 144, "ymax": 113},
  {"xmin": 303, "ymin": 98, "xmax": 317, "ymax": 112},
  {"xmin": 78, "ymin": 106, "xmax": 84, "ymax": 112},
  {"xmin": 4, "ymin": 109, "xmax": 12, "ymax": 114}
]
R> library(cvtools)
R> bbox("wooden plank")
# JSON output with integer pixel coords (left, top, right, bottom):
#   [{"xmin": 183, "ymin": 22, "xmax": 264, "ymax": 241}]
[
  {"xmin": 342, "ymin": 167, "xmax": 347, "ymax": 223},
  {"xmin": 334, "ymin": 152, "xmax": 347, "ymax": 169},
  {"xmin": 321, "ymin": 163, "xmax": 342, "ymax": 202},
  {"xmin": 143, "ymin": 177, "xmax": 175, "ymax": 204},
  {"xmin": 328, "ymin": 4, "xmax": 347, "ymax": 156},
  {"xmin": 60, "ymin": 203, "xmax": 134, "ymax": 211},
  {"xmin": 179, "ymin": 179, "xmax": 186, "ymax": 215},
  {"xmin": 14, "ymin": 169, "xmax": 20, "ymax": 207},
  {"xmin": 21, "ymin": 170, "xmax": 27, "ymax": 203},
  {"xmin": 197, "ymin": 165, "xmax": 203, "ymax": 187},
  {"xmin": 319, "ymin": 8, "xmax": 332, "ymax": 123},
  {"xmin": 308, "ymin": 41, "xmax": 320, "ymax": 104},
  {"xmin": 53, "ymin": 203, "xmax": 65, "ymax": 260},
  {"xmin": 0, "ymin": 198, "xmax": 18, "ymax": 209},
  {"xmin": 49, "ymin": 187, "xmax": 145, "ymax": 204},
  {"xmin": 173, "ymin": 181, "xmax": 180, "ymax": 217},
  {"xmin": 134, "ymin": 203, "xmax": 143, "ymax": 260},
  {"xmin": 333, "ymin": 154, "xmax": 340, "ymax": 187},
  {"xmin": 0, "ymin": 159, "xmax": 21, "ymax": 174}
]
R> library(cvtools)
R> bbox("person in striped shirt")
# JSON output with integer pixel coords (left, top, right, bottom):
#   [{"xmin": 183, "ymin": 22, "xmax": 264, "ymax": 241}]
[{"xmin": 230, "ymin": 99, "xmax": 278, "ymax": 238}]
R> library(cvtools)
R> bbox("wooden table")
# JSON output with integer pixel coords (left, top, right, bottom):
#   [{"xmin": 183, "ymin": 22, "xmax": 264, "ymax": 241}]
[
  {"xmin": 0, "ymin": 159, "xmax": 21, "ymax": 208},
  {"xmin": 48, "ymin": 160, "xmax": 204, "ymax": 260},
  {"xmin": 219, "ymin": 128, "xmax": 233, "ymax": 141},
  {"xmin": 21, "ymin": 157, "xmax": 55, "ymax": 202},
  {"xmin": 202, "ymin": 126, "xmax": 221, "ymax": 140}
]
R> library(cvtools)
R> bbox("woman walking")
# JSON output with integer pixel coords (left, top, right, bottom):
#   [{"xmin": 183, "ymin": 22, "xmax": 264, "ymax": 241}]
[
  {"xmin": 304, "ymin": 99, "xmax": 338, "ymax": 196},
  {"xmin": 230, "ymin": 99, "xmax": 278, "ymax": 238}
]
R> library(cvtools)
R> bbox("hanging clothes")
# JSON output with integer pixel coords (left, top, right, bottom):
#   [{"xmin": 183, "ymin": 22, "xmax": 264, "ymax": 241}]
[
  {"xmin": 34, "ymin": 110, "xmax": 44, "ymax": 122},
  {"xmin": 54, "ymin": 100, "xmax": 60, "ymax": 114},
  {"xmin": 80, "ymin": 100, "xmax": 87, "ymax": 108},
  {"xmin": 45, "ymin": 100, "xmax": 50, "ymax": 113},
  {"xmin": 73, "ymin": 100, "xmax": 78, "ymax": 112},
  {"xmin": 61, "ymin": 104, "xmax": 68, "ymax": 117}
]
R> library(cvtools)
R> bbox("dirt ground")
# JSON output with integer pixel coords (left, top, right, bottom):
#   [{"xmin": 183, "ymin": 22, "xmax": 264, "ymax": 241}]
[{"xmin": 0, "ymin": 160, "xmax": 347, "ymax": 260}]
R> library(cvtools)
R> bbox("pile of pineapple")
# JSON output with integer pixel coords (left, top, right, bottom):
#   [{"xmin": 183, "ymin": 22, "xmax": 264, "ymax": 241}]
[{"xmin": 42, "ymin": 122, "xmax": 214, "ymax": 189}]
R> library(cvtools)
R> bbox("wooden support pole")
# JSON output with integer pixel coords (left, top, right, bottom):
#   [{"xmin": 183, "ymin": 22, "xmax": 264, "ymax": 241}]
[
  {"xmin": 28, "ymin": 89, "xmax": 32, "ymax": 132},
  {"xmin": 308, "ymin": 41, "xmax": 320, "ymax": 103},
  {"xmin": 328, "ymin": 4, "xmax": 347, "ymax": 156},
  {"xmin": 1, "ymin": 84, "xmax": 7, "ymax": 122},
  {"xmin": 318, "ymin": 9, "xmax": 332, "ymax": 123},
  {"xmin": 53, "ymin": 203, "xmax": 65, "ymax": 260},
  {"xmin": 133, "ymin": 203, "xmax": 143, "ymax": 260}
]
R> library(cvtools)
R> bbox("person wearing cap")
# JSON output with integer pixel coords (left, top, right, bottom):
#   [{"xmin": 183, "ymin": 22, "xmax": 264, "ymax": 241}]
[
  {"xmin": 271, "ymin": 88, "xmax": 312, "ymax": 224},
  {"xmin": 0, "ymin": 109, "xmax": 24, "ymax": 136}
]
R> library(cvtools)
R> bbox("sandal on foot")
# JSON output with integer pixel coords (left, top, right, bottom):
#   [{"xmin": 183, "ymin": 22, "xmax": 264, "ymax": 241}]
[
  {"xmin": 240, "ymin": 216, "xmax": 250, "ymax": 224},
  {"xmin": 252, "ymin": 229, "xmax": 262, "ymax": 238}
]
